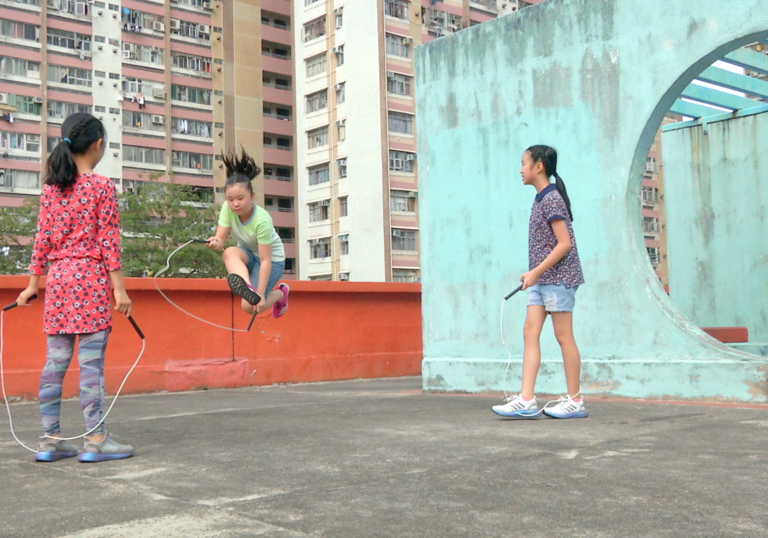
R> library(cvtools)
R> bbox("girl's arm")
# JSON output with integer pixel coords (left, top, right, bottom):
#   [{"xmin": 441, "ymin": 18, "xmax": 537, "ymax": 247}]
[
  {"xmin": 19, "ymin": 191, "xmax": 51, "ymax": 306},
  {"xmin": 521, "ymin": 219, "xmax": 572, "ymax": 289},
  {"xmin": 109, "ymin": 270, "xmax": 132, "ymax": 317},
  {"xmin": 255, "ymin": 243, "xmax": 272, "ymax": 303},
  {"xmin": 206, "ymin": 225, "xmax": 230, "ymax": 250}
]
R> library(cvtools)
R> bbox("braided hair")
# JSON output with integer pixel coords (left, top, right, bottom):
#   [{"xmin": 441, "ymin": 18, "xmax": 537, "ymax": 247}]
[
  {"xmin": 221, "ymin": 146, "xmax": 261, "ymax": 193},
  {"xmin": 45, "ymin": 113, "xmax": 106, "ymax": 189},
  {"xmin": 526, "ymin": 145, "xmax": 573, "ymax": 221}
]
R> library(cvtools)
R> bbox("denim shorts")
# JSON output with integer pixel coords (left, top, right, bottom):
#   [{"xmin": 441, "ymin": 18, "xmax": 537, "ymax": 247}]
[
  {"xmin": 238, "ymin": 246, "xmax": 285, "ymax": 299},
  {"xmin": 527, "ymin": 283, "xmax": 579, "ymax": 312}
]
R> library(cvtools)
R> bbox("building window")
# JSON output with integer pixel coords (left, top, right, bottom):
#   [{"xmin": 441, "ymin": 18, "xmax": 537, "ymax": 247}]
[
  {"xmin": 47, "ymin": 28, "xmax": 90, "ymax": 50},
  {"xmin": 47, "ymin": 136, "xmax": 61, "ymax": 152},
  {"xmin": 171, "ymin": 85, "xmax": 212, "ymax": 105},
  {"xmin": 392, "ymin": 229, "xmax": 417, "ymax": 251},
  {"xmin": 389, "ymin": 150, "xmax": 416, "ymax": 173},
  {"xmin": 307, "ymin": 127, "xmax": 329, "ymax": 149},
  {"xmin": 172, "ymin": 52, "xmax": 211, "ymax": 73},
  {"xmin": 123, "ymin": 111, "xmax": 165, "ymax": 131},
  {"xmin": 302, "ymin": 16, "xmax": 326, "ymax": 42},
  {"xmin": 390, "ymin": 191, "xmax": 416, "ymax": 213},
  {"xmin": 387, "ymin": 72, "xmax": 412, "ymax": 96},
  {"xmin": 642, "ymin": 186, "xmax": 659, "ymax": 206},
  {"xmin": 309, "ymin": 237, "xmax": 332, "ymax": 259},
  {"xmin": 339, "ymin": 234, "xmax": 349, "ymax": 255},
  {"xmin": 393, "ymin": 269, "xmax": 419, "ymax": 283},
  {"xmin": 6, "ymin": 94, "xmax": 41, "ymax": 115},
  {"xmin": 337, "ymin": 122, "xmax": 346, "ymax": 142},
  {"xmin": 0, "ymin": 131, "xmax": 40, "ymax": 153},
  {"xmin": 642, "ymin": 217, "xmax": 660, "ymax": 234},
  {"xmin": 647, "ymin": 247, "xmax": 660, "ymax": 268},
  {"xmin": 305, "ymin": 53, "xmax": 327, "ymax": 78},
  {"xmin": 109, "ymin": 107, "xmax": 121, "ymax": 115},
  {"xmin": 172, "ymin": 151, "xmax": 213, "ymax": 171},
  {"xmin": 339, "ymin": 196, "xmax": 348, "ymax": 217},
  {"xmin": 335, "ymin": 82, "xmax": 345, "ymax": 104},
  {"xmin": 337, "ymin": 158, "xmax": 347, "ymax": 178},
  {"xmin": 386, "ymin": 34, "xmax": 411, "ymax": 58},
  {"xmin": 308, "ymin": 199, "xmax": 330, "ymax": 222},
  {"xmin": 0, "ymin": 169, "xmax": 40, "ymax": 189},
  {"xmin": 0, "ymin": 19, "xmax": 39, "ymax": 42},
  {"xmin": 306, "ymin": 90, "xmax": 328, "ymax": 113},
  {"xmin": 172, "ymin": 118, "xmax": 212, "ymax": 137},
  {"xmin": 308, "ymin": 164, "xmax": 330, "ymax": 186},
  {"xmin": 47, "ymin": 101, "xmax": 92, "ymax": 119},
  {"xmin": 385, "ymin": 0, "xmax": 409, "ymax": 20},
  {"xmin": 48, "ymin": 65, "xmax": 92, "ymax": 87},
  {"xmin": 334, "ymin": 45, "xmax": 344, "ymax": 66},
  {"xmin": 123, "ymin": 146, "xmax": 165, "ymax": 165},
  {"xmin": 388, "ymin": 111, "xmax": 413, "ymax": 134},
  {"xmin": 0, "ymin": 56, "xmax": 39, "ymax": 78}
]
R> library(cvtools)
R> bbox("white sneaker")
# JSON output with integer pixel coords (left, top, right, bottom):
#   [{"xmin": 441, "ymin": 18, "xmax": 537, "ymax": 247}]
[
  {"xmin": 542, "ymin": 395, "xmax": 588, "ymax": 419},
  {"xmin": 491, "ymin": 394, "xmax": 540, "ymax": 419}
]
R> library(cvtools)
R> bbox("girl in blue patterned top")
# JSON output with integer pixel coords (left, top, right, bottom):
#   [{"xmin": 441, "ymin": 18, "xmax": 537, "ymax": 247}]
[{"xmin": 493, "ymin": 145, "xmax": 586, "ymax": 420}]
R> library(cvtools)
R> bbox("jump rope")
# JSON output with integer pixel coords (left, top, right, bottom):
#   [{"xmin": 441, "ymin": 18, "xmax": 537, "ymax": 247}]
[
  {"xmin": 499, "ymin": 284, "xmax": 580, "ymax": 416},
  {"xmin": 1, "ymin": 238, "xmax": 259, "ymax": 453}
]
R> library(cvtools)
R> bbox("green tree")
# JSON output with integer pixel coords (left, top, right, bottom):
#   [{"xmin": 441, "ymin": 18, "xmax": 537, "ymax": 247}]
[
  {"xmin": 119, "ymin": 175, "xmax": 225, "ymax": 278},
  {"xmin": 0, "ymin": 198, "xmax": 39, "ymax": 275}
]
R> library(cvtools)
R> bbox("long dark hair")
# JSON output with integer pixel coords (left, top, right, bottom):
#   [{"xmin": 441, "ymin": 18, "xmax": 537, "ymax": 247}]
[
  {"xmin": 45, "ymin": 113, "xmax": 106, "ymax": 189},
  {"xmin": 221, "ymin": 146, "xmax": 261, "ymax": 193},
  {"xmin": 526, "ymin": 144, "xmax": 573, "ymax": 221}
]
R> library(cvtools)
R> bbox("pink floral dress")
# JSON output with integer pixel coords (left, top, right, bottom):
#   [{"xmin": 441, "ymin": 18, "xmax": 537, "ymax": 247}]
[{"xmin": 29, "ymin": 173, "xmax": 122, "ymax": 335}]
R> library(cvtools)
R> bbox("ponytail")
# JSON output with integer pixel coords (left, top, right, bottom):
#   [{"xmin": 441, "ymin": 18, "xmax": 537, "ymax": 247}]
[
  {"xmin": 553, "ymin": 172, "xmax": 573, "ymax": 222},
  {"xmin": 222, "ymin": 146, "xmax": 260, "ymax": 193},
  {"xmin": 45, "ymin": 113, "xmax": 106, "ymax": 189},
  {"xmin": 526, "ymin": 144, "xmax": 574, "ymax": 221}
]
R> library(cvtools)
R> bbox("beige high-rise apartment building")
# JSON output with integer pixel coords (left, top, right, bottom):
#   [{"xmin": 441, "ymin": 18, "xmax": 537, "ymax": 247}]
[{"xmin": 293, "ymin": 0, "xmax": 544, "ymax": 282}]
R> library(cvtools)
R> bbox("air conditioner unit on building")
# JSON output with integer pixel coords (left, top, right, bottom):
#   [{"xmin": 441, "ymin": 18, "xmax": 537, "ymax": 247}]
[
  {"xmin": 338, "ymin": 158, "xmax": 347, "ymax": 166},
  {"xmin": 334, "ymin": 83, "xmax": 344, "ymax": 91},
  {"xmin": 393, "ymin": 230, "xmax": 402, "ymax": 237},
  {"xmin": 153, "ymin": 86, "xmax": 167, "ymax": 98},
  {"xmin": 121, "ymin": 51, "xmax": 135, "ymax": 60},
  {"xmin": 153, "ymin": 21, "xmax": 165, "ymax": 32},
  {"xmin": 170, "ymin": 19, "xmax": 181, "ymax": 31},
  {"xmin": 333, "ymin": 7, "xmax": 343, "ymax": 15},
  {"xmin": 405, "ymin": 154, "xmax": 417, "ymax": 161},
  {"xmin": 386, "ymin": 70, "xmax": 395, "ymax": 78},
  {"xmin": 339, "ymin": 273, "xmax": 349, "ymax": 281},
  {"xmin": 407, "ymin": 191, "xmax": 418, "ymax": 198},
  {"xmin": 335, "ymin": 119, "xmax": 346, "ymax": 126},
  {"xmin": 198, "ymin": 24, "xmax": 211, "ymax": 35},
  {"xmin": 203, "ymin": 0, "xmax": 213, "ymax": 9},
  {"xmin": 0, "ymin": 93, "xmax": 7, "ymax": 104},
  {"xmin": 404, "ymin": 37, "xmax": 413, "ymax": 44},
  {"xmin": 332, "ymin": 46, "xmax": 341, "ymax": 54},
  {"xmin": 33, "ymin": 96, "xmax": 44, "ymax": 104},
  {"xmin": 151, "ymin": 115, "xmax": 164, "ymax": 124}
]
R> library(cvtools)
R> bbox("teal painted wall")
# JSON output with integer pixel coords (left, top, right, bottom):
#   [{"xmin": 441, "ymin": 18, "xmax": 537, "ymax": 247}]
[
  {"xmin": 414, "ymin": 0, "xmax": 768, "ymax": 401},
  {"xmin": 663, "ymin": 111, "xmax": 768, "ymax": 343}
]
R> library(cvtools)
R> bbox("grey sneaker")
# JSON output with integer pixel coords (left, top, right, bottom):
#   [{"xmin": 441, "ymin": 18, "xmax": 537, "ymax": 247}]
[
  {"xmin": 35, "ymin": 436, "xmax": 79, "ymax": 462},
  {"xmin": 78, "ymin": 431, "xmax": 134, "ymax": 463}
]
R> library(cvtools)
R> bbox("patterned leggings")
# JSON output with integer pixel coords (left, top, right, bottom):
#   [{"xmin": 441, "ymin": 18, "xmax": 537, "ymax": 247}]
[{"xmin": 39, "ymin": 330, "xmax": 109, "ymax": 436}]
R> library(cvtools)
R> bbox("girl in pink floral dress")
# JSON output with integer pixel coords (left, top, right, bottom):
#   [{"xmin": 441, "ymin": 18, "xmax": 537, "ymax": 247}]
[{"xmin": 17, "ymin": 113, "xmax": 135, "ymax": 463}]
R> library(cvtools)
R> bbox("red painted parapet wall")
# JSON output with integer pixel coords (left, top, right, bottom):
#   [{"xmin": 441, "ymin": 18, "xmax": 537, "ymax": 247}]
[{"xmin": 0, "ymin": 276, "xmax": 422, "ymax": 401}]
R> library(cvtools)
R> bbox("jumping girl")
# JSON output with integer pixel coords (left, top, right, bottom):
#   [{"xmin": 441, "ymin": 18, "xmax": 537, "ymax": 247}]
[
  {"xmin": 492, "ymin": 145, "xmax": 587, "ymax": 419},
  {"xmin": 206, "ymin": 148, "xmax": 288, "ymax": 318},
  {"xmin": 16, "ymin": 113, "xmax": 135, "ymax": 461}
]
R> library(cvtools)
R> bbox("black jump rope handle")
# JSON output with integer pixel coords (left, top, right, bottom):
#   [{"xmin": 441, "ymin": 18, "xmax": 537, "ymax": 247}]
[
  {"xmin": 3, "ymin": 294, "xmax": 37, "ymax": 312},
  {"xmin": 191, "ymin": 239, "xmax": 210, "ymax": 244},
  {"xmin": 504, "ymin": 285, "xmax": 524, "ymax": 301},
  {"xmin": 128, "ymin": 316, "xmax": 145, "ymax": 340}
]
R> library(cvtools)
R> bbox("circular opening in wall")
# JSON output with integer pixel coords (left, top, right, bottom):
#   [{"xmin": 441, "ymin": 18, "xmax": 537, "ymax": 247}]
[{"xmin": 633, "ymin": 34, "xmax": 768, "ymax": 358}]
